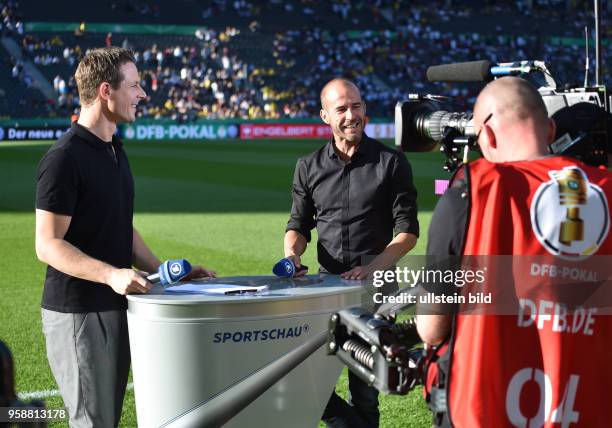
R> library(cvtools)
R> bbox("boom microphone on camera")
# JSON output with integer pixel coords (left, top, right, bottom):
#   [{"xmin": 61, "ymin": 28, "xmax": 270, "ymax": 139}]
[
  {"xmin": 426, "ymin": 60, "xmax": 493, "ymax": 82},
  {"xmin": 426, "ymin": 60, "xmax": 542, "ymax": 83},
  {"xmin": 147, "ymin": 259, "xmax": 192, "ymax": 286}
]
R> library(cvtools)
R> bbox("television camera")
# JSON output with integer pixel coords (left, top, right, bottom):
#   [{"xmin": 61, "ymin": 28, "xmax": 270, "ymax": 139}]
[{"xmin": 395, "ymin": 59, "xmax": 612, "ymax": 171}]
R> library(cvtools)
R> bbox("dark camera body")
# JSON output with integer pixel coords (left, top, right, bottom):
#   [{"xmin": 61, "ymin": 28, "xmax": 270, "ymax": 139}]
[{"xmin": 545, "ymin": 85, "xmax": 610, "ymax": 166}]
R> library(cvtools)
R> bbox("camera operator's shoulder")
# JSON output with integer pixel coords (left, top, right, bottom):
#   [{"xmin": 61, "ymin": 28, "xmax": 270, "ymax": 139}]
[
  {"xmin": 462, "ymin": 157, "xmax": 505, "ymax": 178},
  {"xmin": 450, "ymin": 159, "xmax": 510, "ymax": 192},
  {"xmin": 556, "ymin": 156, "xmax": 612, "ymax": 180},
  {"xmin": 450, "ymin": 164, "xmax": 470, "ymax": 190}
]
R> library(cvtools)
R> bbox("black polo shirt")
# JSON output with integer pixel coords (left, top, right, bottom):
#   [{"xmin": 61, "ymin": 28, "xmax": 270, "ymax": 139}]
[
  {"xmin": 287, "ymin": 135, "xmax": 419, "ymax": 274},
  {"xmin": 36, "ymin": 123, "xmax": 134, "ymax": 313}
]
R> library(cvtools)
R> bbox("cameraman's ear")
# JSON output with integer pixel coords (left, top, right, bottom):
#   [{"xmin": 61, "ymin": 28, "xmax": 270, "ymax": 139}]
[
  {"xmin": 546, "ymin": 118, "xmax": 556, "ymax": 145},
  {"xmin": 478, "ymin": 125, "xmax": 496, "ymax": 161},
  {"xmin": 482, "ymin": 124, "xmax": 497, "ymax": 150},
  {"xmin": 320, "ymin": 109, "xmax": 329, "ymax": 124}
]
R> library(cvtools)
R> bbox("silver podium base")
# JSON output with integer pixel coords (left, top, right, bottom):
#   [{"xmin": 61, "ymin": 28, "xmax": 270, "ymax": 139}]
[{"xmin": 127, "ymin": 274, "xmax": 363, "ymax": 428}]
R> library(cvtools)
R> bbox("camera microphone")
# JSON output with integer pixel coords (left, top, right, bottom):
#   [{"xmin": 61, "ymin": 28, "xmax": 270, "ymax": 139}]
[
  {"xmin": 426, "ymin": 60, "xmax": 493, "ymax": 82},
  {"xmin": 426, "ymin": 60, "xmax": 532, "ymax": 82}
]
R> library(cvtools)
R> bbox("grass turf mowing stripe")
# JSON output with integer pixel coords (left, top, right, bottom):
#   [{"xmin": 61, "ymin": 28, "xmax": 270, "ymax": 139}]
[
  {"xmin": 0, "ymin": 139, "xmax": 447, "ymax": 213},
  {"xmin": 18, "ymin": 383, "xmax": 135, "ymax": 401}
]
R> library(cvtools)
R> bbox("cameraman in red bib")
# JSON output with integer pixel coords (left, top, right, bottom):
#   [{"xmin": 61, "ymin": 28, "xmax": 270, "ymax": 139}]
[{"xmin": 417, "ymin": 77, "xmax": 612, "ymax": 427}]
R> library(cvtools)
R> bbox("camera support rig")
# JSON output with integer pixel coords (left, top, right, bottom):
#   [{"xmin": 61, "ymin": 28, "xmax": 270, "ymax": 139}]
[{"xmin": 327, "ymin": 307, "xmax": 425, "ymax": 395}]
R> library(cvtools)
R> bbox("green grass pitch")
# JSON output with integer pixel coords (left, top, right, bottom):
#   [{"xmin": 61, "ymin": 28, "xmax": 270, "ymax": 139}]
[{"xmin": 0, "ymin": 138, "xmax": 446, "ymax": 427}]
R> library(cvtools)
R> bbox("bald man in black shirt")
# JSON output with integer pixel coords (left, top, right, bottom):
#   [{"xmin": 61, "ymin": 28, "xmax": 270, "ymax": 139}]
[{"xmin": 284, "ymin": 78, "xmax": 419, "ymax": 428}]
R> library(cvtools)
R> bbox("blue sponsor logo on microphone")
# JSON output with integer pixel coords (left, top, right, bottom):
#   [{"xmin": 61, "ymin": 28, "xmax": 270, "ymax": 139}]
[
  {"xmin": 158, "ymin": 259, "xmax": 192, "ymax": 285},
  {"xmin": 272, "ymin": 258, "xmax": 308, "ymax": 277},
  {"xmin": 170, "ymin": 262, "xmax": 182, "ymax": 276},
  {"xmin": 273, "ymin": 258, "xmax": 295, "ymax": 277}
]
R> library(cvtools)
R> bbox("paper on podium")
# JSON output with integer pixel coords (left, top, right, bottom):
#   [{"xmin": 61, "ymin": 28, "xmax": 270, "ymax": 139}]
[{"xmin": 165, "ymin": 282, "xmax": 269, "ymax": 295}]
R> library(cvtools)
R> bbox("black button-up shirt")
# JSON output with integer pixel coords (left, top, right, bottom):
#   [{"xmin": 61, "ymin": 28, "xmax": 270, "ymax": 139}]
[{"xmin": 287, "ymin": 135, "xmax": 419, "ymax": 274}]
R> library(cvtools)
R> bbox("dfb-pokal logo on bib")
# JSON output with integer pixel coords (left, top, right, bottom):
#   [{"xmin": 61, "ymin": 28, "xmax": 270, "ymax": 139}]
[{"xmin": 531, "ymin": 166, "xmax": 610, "ymax": 260}]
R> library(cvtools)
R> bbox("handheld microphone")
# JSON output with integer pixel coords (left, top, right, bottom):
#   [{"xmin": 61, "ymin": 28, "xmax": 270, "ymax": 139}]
[
  {"xmin": 426, "ymin": 60, "xmax": 535, "ymax": 82},
  {"xmin": 273, "ymin": 258, "xmax": 308, "ymax": 278},
  {"xmin": 147, "ymin": 259, "xmax": 192, "ymax": 286}
]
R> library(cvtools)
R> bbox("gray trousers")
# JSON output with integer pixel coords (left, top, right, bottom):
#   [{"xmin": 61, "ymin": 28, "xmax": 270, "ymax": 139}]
[{"xmin": 41, "ymin": 309, "xmax": 130, "ymax": 428}]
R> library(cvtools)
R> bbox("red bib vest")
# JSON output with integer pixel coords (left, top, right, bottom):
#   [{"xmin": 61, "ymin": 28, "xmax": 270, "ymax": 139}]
[{"xmin": 433, "ymin": 157, "xmax": 612, "ymax": 428}]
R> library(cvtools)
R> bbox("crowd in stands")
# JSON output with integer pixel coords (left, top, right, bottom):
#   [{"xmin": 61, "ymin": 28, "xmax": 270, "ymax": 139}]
[
  {"xmin": 259, "ymin": 0, "xmax": 608, "ymax": 116},
  {"xmin": 1, "ymin": 1, "xmax": 23, "ymax": 36},
  {"xmin": 135, "ymin": 28, "xmax": 263, "ymax": 120},
  {"xmin": 1, "ymin": 0, "xmax": 610, "ymax": 120}
]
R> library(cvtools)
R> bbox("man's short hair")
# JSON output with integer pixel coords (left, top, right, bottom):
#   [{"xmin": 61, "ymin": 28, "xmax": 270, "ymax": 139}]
[{"xmin": 75, "ymin": 47, "xmax": 136, "ymax": 106}]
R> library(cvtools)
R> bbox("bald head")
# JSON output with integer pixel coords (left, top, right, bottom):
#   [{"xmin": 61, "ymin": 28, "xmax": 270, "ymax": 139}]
[
  {"xmin": 474, "ymin": 77, "xmax": 548, "ymax": 125},
  {"xmin": 473, "ymin": 77, "xmax": 553, "ymax": 162},
  {"xmin": 320, "ymin": 78, "xmax": 362, "ymax": 110}
]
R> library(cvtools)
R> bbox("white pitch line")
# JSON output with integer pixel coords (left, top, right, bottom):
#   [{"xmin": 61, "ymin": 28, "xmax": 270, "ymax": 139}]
[{"xmin": 18, "ymin": 383, "xmax": 134, "ymax": 400}]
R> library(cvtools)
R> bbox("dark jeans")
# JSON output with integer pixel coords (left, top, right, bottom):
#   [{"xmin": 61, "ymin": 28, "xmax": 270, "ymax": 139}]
[{"xmin": 321, "ymin": 370, "xmax": 380, "ymax": 428}]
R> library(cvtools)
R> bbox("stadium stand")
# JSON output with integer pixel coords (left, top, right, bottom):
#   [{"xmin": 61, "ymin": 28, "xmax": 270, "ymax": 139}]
[{"xmin": 0, "ymin": 0, "xmax": 610, "ymax": 119}]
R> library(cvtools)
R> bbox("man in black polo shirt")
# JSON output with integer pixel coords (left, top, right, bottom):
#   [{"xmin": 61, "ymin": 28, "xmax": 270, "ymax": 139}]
[
  {"xmin": 284, "ymin": 78, "xmax": 419, "ymax": 428},
  {"xmin": 35, "ymin": 47, "xmax": 214, "ymax": 428}
]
